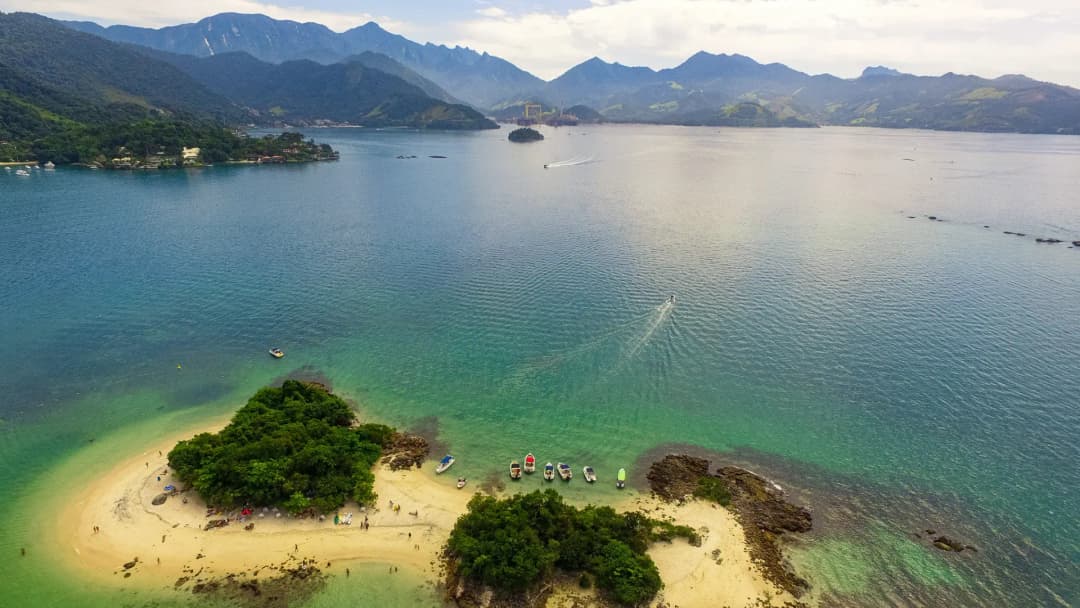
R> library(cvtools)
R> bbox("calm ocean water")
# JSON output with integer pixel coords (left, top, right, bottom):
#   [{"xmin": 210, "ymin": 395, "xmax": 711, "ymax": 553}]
[{"xmin": 1, "ymin": 125, "xmax": 1078, "ymax": 606}]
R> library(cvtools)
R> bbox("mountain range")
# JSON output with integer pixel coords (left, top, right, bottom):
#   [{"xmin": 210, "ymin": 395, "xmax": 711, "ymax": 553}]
[
  {"xmin": 0, "ymin": 10, "xmax": 496, "ymax": 152},
  {"xmin": 2, "ymin": 10, "xmax": 1078, "ymax": 137},
  {"xmin": 64, "ymin": 13, "xmax": 542, "ymax": 109},
  {"xmin": 61, "ymin": 12, "xmax": 1080, "ymax": 134}
]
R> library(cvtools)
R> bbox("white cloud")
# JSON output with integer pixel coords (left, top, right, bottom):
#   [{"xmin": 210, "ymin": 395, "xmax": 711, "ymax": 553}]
[
  {"xmin": 475, "ymin": 6, "xmax": 507, "ymax": 19},
  {"xmin": 448, "ymin": 0, "xmax": 1080, "ymax": 86},
  {"xmin": 0, "ymin": 0, "xmax": 404, "ymax": 32}
]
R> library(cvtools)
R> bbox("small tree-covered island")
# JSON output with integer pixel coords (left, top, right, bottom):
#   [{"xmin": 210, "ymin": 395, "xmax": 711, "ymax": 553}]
[
  {"xmin": 168, "ymin": 380, "xmax": 392, "ymax": 514},
  {"xmin": 508, "ymin": 127, "xmax": 544, "ymax": 142},
  {"xmin": 446, "ymin": 490, "xmax": 697, "ymax": 607}
]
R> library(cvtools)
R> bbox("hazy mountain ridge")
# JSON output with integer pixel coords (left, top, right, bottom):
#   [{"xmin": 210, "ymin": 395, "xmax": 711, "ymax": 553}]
[
  {"xmin": 145, "ymin": 50, "xmax": 497, "ymax": 129},
  {"xmin": 541, "ymin": 53, "xmax": 1080, "ymax": 133},
  {"xmin": 64, "ymin": 13, "xmax": 543, "ymax": 109},
  {"xmin": 61, "ymin": 12, "xmax": 1080, "ymax": 134}
]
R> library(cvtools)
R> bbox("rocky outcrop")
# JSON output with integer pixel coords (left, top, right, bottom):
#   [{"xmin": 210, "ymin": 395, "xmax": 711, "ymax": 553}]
[
  {"xmin": 647, "ymin": 454, "xmax": 812, "ymax": 598},
  {"xmin": 380, "ymin": 432, "xmax": 430, "ymax": 470},
  {"xmin": 184, "ymin": 561, "xmax": 325, "ymax": 608},
  {"xmin": 915, "ymin": 529, "xmax": 977, "ymax": 553},
  {"xmin": 646, "ymin": 454, "xmax": 709, "ymax": 500},
  {"xmin": 447, "ymin": 566, "xmax": 582, "ymax": 608}
]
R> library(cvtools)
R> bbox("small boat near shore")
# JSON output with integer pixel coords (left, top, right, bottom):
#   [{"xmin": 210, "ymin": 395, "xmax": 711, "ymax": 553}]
[
  {"xmin": 510, "ymin": 460, "xmax": 522, "ymax": 480},
  {"xmin": 558, "ymin": 463, "xmax": 572, "ymax": 481},
  {"xmin": 583, "ymin": 466, "xmax": 597, "ymax": 483},
  {"xmin": 436, "ymin": 455, "xmax": 455, "ymax": 474},
  {"xmin": 616, "ymin": 468, "xmax": 626, "ymax": 489},
  {"xmin": 456, "ymin": 477, "xmax": 467, "ymax": 489},
  {"xmin": 524, "ymin": 453, "xmax": 536, "ymax": 474},
  {"xmin": 544, "ymin": 462, "xmax": 555, "ymax": 481},
  {"xmin": 269, "ymin": 347, "xmax": 284, "ymax": 359}
]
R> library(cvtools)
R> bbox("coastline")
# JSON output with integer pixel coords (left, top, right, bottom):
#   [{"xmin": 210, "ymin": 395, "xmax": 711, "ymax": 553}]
[{"xmin": 40, "ymin": 415, "xmax": 798, "ymax": 607}]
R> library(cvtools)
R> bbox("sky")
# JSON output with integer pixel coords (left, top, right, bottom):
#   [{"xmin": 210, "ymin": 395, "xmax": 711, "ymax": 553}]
[{"xmin": 3, "ymin": 0, "xmax": 1079, "ymax": 86}]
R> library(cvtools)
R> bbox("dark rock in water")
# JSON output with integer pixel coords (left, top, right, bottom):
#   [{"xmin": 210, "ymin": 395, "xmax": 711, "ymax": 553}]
[
  {"xmin": 1072, "ymin": 241, "xmax": 1080, "ymax": 247},
  {"xmin": 380, "ymin": 432, "xmax": 430, "ymax": 470},
  {"xmin": 1035, "ymin": 238, "xmax": 1063, "ymax": 244},
  {"xmin": 907, "ymin": 216, "xmax": 916, "ymax": 219},
  {"xmin": 928, "ymin": 216, "xmax": 937, "ymax": 220},
  {"xmin": 123, "ymin": 558, "xmax": 138, "ymax": 570},
  {"xmin": 429, "ymin": 155, "xmax": 447, "ymax": 159},
  {"xmin": 931, "ymin": 535, "xmax": 967, "ymax": 552},
  {"xmin": 925, "ymin": 528, "xmax": 937, "ymax": 535},
  {"xmin": 151, "ymin": 493, "xmax": 168, "ymax": 506},
  {"xmin": 646, "ymin": 454, "xmax": 709, "ymax": 500},
  {"xmin": 984, "ymin": 225, "xmax": 990, "ymax": 228}
]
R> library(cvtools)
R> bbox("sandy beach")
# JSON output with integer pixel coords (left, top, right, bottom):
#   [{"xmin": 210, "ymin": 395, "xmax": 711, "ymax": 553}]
[{"xmin": 48, "ymin": 422, "xmax": 795, "ymax": 607}]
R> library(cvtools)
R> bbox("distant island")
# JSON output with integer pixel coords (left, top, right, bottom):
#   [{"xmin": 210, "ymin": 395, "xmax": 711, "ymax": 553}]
[
  {"xmin": 26, "ymin": 125, "xmax": 338, "ymax": 169},
  {"xmin": 508, "ymin": 127, "xmax": 544, "ymax": 142}
]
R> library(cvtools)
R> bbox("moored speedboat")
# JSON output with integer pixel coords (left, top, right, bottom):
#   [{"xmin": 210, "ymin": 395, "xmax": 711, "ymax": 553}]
[
  {"xmin": 524, "ymin": 453, "xmax": 536, "ymax": 474},
  {"xmin": 436, "ymin": 455, "xmax": 455, "ymax": 474},
  {"xmin": 510, "ymin": 460, "xmax": 522, "ymax": 480},
  {"xmin": 269, "ymin": 347, "xmax": 284, "ymax": 358},
  {"xmin": 543, "ymin": 462, "xmax": 555, "ymax": 481},
  {"xmin": 583, "ymin": 466, "xmax": 597, "ymax": 483},
  {"xmin": 558, "ymin": 463, "xmax": 572, "ymax": 481},
  {"xmin": 616, "ymin": 468, "xmax": 626, "ymax": 489},
  {"xmin": 15, "ymin": 169, "xmax": 29, "ymax": 177},
  {"xmin": 456, "ymin": 477, "xmax": 467, "ymax": 489}
]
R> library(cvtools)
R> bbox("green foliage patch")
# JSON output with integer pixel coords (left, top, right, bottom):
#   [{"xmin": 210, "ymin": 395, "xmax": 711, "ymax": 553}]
[
  {"xmin": 508, "ymin": 127, "xmax": 544, "ymax": 142},
  {"xmin": 447, "ymin": 490, "xmax": 694, "ymax": 606},
  {"xmin": 693, "ymin": 475, "xmax": 732, "ymax": 506},
  {"xmin": 168, "ymin": 381, "xmax": 388, "ymax": 514}
]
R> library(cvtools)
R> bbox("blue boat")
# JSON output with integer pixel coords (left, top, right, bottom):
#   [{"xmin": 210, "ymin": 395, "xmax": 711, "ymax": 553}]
[{"xmin": 436, "ymin": 455, "xmax": 455, "ymax": 474}]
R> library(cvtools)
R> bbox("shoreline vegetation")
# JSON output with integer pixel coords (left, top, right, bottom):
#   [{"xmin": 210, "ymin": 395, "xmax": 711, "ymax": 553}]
[
  {"xmin": 43, "ymin": 381, "xmax": 806, "ymax": 607},
  {"xmin": 3, "ymin": 123, "xmax": 338, "ymax": 169}
]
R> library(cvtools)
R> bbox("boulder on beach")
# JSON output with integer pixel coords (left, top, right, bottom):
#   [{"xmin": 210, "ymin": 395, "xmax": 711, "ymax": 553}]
[{"xmin": 151, "ymin": 493, "xmax": 168, "ymax": 506}]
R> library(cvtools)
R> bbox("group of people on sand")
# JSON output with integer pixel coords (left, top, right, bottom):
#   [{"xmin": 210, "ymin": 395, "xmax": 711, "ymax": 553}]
[{"xmin": 335, "ymin": 512, "xmax": 370, "ymax": 529}]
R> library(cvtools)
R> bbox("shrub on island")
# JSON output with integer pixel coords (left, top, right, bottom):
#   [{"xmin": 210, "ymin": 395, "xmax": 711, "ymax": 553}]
[
  {"xmin": 168, "ymin": 380, "xmax": 392, "ymax": 514},
  {"xmin": 508, "ymin": 127, "xmax": 544, "ymax": 142},
  {"xmin": 447, "ymin": 490, "xmax": 693, "ymax": 606}
]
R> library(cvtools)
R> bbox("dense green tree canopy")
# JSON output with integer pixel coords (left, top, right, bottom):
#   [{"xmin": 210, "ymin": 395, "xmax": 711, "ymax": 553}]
[
  {"xmin": 168, "ymin": 381, "xmax": 391, "ymax": 514},
  {"xmin": 447, "ymin": 490, "xmax": 680, "ymax": 606},
  {"xmin": 508, "ymin": 127, "xmax": 544, "ymax": 142}
]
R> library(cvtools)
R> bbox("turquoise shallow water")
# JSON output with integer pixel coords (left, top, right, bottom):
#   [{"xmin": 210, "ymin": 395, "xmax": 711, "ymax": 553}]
[{"xmin": 1, "ymin": 125, "xmax": 1078, "ymax": 606}]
